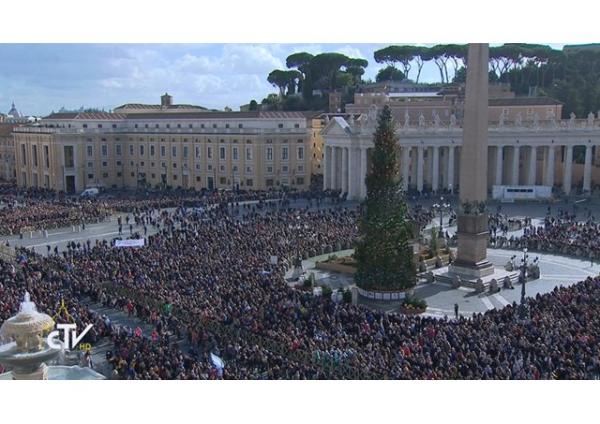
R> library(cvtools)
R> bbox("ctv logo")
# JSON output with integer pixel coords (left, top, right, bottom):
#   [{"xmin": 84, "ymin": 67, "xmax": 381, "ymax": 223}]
[
  {"xmin": 46, "ymin": 299, "xmax": 93, "ymax": 350},
  {"xmin": 47, "ymin": 323, "xmax": 93, "ymax": 350}
]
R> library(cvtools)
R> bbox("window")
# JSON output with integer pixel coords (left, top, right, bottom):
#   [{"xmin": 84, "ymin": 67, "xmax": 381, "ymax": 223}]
[
  {"xmin": 130, "ymin": 172, "xmax": 135, "ymax": 177},
  {"xmin": 189, "ymin": 124, "xmax": 193, "ymax": 129},
  {"xmin": 177, "ymin": 124, "xmax": 181, "ymax": 129},
  {"xmin": 135, "ymin": 124, "xmax": 139, "ymax": 129},
  {"xmin": 32, "ymin": 145, "xmax": 38, "ymax": 167},
  {"xmin": 282, "ymin": 165, "xmax": 289, "ymax": 173},
  {"xmin": 102, "ymin": 161, "xmax": 108, "ymax": 167},
  {"xmin": 116, "ymin": 144, "xmax": 122, "ymax": 156},
  {"xmin": 195, "ymin": 146, "xmax": 201, "ymax": 159},
  {"xmin": 173, "ymin": 163, "xmax": 177, "ymax": 168},
  {"xmin": 103, "ymin": 172, "xmax": 109, "ymax": 178},
  {"xmin": 297, "ymin": 146, "xmax": 304, "ymax": 160},
  {"xmin": 150, "ymin": 145, "xmax": 155, "ymax": 156},
  {"xmin": 207, "ymin": 164, "xmax": 213, "ymax": 171},
  {"xmin": 97, "ymin": 124, "xmax": 102, "ymax": 129},
  {"xmin": 129, "ymin": 145, "xmax": 134, "ymax": 156},
  {"xmin": 266, "ymin": 179, "xmax": 274, "ymax": 187},
  {"xmin": 201, "ymin": 124, "xmax": 205, "ymax": 129},
  {"xmin": 196, "ymin": 176, "xmax": 201, "ymax": 182},
  {"xmin": 161, "ymin": 162, "xmax": 167, "ymax": 168},
  {"xmin": 195, "ymin": 163, "xmax": 201, "ymax": 170},
  {"xmin": 296, "ymin": 177, "xmax": 305, "ymax": 185},
  {"xmin": 140, "ymin": 145, "xmax": 145, "ymax": 156},
  {"xmin": 219, "ymin": 177, "xmax": 226, "ymax": 184},
  {"xmin": 64, "ymin": 146, "xmax": 74, "ymax": 168},
  {"xmin": 112, "ymin": 124, "xmax": 117, "ymax": 129},
  {"xmin": 220, "ymin": 165, "xmax": 225, "ymax": 172},
  {"xmin": 294, "ymin": 123, "xmax": 300, "ymax": 128},
  {"xmin": 266, "ymin": 147, "xmax": 273, "ymax": 161},
  {"xmin": 266, "ymin": 166, "xmax": 273, "ymax": 174},
  {"xmin": 102, "ymin": 145, "xmax": 108, "ymax": 157},
  {"xmin": 245, "ymin": 146, "xmax": 252, "ymax": 161},
  {"xmin": 116, "ymin": 161, "xmax": 122, "ymax": 166},
  {"xmin": 282, "ymin": 146, "xmax": 289, "ymax": 161},
  {"xmin": 225, "ymin": 123, "xmax": 230, "ymax": 129},
  {"xmin": 172, "ymin": 146, "xmax": 177, "ymax": 157},
  {"xmin": 140, "ymin": 161, "xmax": 144, "ymax": 167},
  {"xmin": 245, "ymin": 166, "xmax": 252, "ymax": 174},
  {"xmin": 278, "ymin": 123, "xmax": 283, "ymax": 128},
  {"xmin": 213, "ymin": 124, "xmax": 217, "ymax": 129},
  {"xmin": 21, "ymin": 144, "xmax": 26, "ymax": 165},
  {"xmin": 117, "ymin": 172, "xmax": 122, "ymax": 177},
  {"xmin": 44, "ymin": 146, "xmax": 49, "ymax": 168},
  {"xmin": 87, "ymin": 145, "xmax": 93, "ymax": 157},
  {"xmin": 238, "ymin": 124, "xmax": 243, "ymax": 129},
  {"xmin": 298, "ymin": 165, "xmax": 304, "ymax": 172},
  {"xmin": 87, "ymin": 161, "xmax": 93, "ymax": 168},
  {"xmin": 232, "ymin": 147, "xmax": 239, "ymax": 161},
  {"xmin": 246, "ymin": 179, "xmax": 253, "ymax": 187},
  {"xmin": 183, "ymin": 146, "xmax": 189, "ymax": 158},
  {"xmin": 88, "ymin": 174, "xmax": 94, "ymax": 179},
  {"xmin": 166, "ymin": 124, "xmax": 170, "ymax": 129},
  {"xmin": 161, "ymin": 146, "xmax": 166, "ymax": 157}
]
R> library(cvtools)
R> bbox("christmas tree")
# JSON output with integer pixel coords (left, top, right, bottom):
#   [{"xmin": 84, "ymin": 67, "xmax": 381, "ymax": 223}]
[{"xmin": 354, "ymin": 105, "xmax": 416, "ymax": 291}]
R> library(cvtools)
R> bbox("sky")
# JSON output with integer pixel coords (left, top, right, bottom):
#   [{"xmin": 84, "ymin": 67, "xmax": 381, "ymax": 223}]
[{"xmin": 0, "ymin": 43, "xmax": 565, "ymax": 117}]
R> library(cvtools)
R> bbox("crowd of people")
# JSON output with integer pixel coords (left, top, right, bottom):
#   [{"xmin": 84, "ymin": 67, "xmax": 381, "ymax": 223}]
[{"xmin": 1, "ymin": 184, "xmax": 600, "ymax": 379}]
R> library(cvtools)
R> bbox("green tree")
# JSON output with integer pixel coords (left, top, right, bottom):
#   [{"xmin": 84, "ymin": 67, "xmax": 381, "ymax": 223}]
[
  {"xmin": 375, "ymin": 66, "xmax": 405, "ymax": 82},
  {"xmin": 354, "ymin": 106, "xmax": 416, "ymax": 291},
  {"xmin": 248, "ymin": 100, "xmax": 258, "ymax": 111}
]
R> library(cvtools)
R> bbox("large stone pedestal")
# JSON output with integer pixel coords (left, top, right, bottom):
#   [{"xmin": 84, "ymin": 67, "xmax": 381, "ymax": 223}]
[{"xmin": 449, "ymin": 214, "xmax": 494, "ymax": 278}]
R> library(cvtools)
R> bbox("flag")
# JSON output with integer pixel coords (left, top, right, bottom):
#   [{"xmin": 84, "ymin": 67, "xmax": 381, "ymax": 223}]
[{"xmin": 210, "ymin": 353, "xmax": 225, "ymax": 377}]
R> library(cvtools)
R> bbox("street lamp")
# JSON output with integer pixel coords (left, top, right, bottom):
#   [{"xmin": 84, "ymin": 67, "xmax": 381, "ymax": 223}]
[
  {"xmin": 519, "ymin": 247, "xmax": 529, "ymax": 318},
  {"xmin": 432, "ymin": 197, "xmax": 451, "ymax": 238}
]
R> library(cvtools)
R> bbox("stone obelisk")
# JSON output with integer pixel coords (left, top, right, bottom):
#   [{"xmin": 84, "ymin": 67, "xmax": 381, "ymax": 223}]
[{"xmin": 449, "ymin": 43, "xmax": 494, "ymax": 279}]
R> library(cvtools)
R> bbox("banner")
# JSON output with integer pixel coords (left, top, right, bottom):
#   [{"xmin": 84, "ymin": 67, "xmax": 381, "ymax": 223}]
[
  {"xmin": 210, "ymin": 353, "xmax": 225, "ymax": 370},
  {"xmin": 115, "ymin": 239, "xmax": 145, "ymax": 248},
  {"xmin": 270, "ymin": 255, "xmax": 278, "ymax": 265}
]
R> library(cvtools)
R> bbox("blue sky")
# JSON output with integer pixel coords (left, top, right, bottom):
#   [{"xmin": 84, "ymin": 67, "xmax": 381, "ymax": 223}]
[{"xmin": 0, "ymin": 43, "xmax": 565, "ymax": 116}]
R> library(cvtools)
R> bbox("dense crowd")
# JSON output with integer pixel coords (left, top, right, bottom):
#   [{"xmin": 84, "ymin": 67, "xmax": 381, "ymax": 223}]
[{"xmin": 1, "ymin": 195, "xmax": 600, "ymax": 380}]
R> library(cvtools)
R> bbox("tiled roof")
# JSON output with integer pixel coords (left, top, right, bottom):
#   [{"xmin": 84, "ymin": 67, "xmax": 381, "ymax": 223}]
[
  {"xmin": 115, "ymin": 103, "xmax": 208, "ymax": 110},
  {"xmin": 43, "ymin": 110, "xmax": 308, "ymax": 121}
]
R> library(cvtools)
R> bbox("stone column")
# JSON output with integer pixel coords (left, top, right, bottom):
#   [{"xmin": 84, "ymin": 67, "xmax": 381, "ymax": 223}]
[
  {"xmin": 417, "ymin": 146, "xmax": 424, "ymax": 193},
  {"xmin": 359, "ymin": 147, "xmax": 367, "ymax": 199},
  {"xmin": 323, "ymin": 146, "xmax": 330, "ymax": 190},
  {"xmin": 347, "ymin": 147, "xmax": 357, "ymax": 199},
  {"xmin": 563, "ymin": 145, "xmax": 573, "ymax": 195},
  {"xmin": 527, "ymin": 145, "xmax": 537, "ymax": 185},
  {"xmin": 583, "ymin": 144, "xmax": 592, "ymax": 192},
  {"xmin": 340, "ymin": 147, "xmax": 346, "ymax": 194},
  {"xmin": 432, "ymin": 146, "xmax": 440, "ymax": 192},
  {"xmin": 402, "ymin": 146, "xmax": 410, "ymax": 191},
  {"xmin": 495, "ymin": 145, "xmax": 503, "ymax": 186},
  {"xmin": 511, "ymin": 145, "xmax": 520, "ymax": 185},
  {"xmin": 447, "ymin": 146, "xmax": 455, "ymax": 192},
  {"xmin": 545, "ymin": 145, "xmax": 555, "ymax": 187}
]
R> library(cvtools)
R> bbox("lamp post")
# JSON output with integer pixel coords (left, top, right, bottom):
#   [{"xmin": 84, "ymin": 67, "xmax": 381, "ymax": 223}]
[
  {"xmin": 432, "ymin": 197, "xmax": 451, "ymax": 238},
  {"xmin": 519, "ymin": 247, "xmax": 529, "ymax": 318}
]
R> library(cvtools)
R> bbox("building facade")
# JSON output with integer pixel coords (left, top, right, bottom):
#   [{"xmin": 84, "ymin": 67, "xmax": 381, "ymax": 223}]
[
  {"xmin": 0, "ymin": 124, "xmax": 17, "ymax": 181},
  {"xmin": 323, "ymin": 108, "xmax": 600, "ymax": 199},
  {"xmin": 14, "ymin": 110, "xmax": 312, "ymax": 193}
]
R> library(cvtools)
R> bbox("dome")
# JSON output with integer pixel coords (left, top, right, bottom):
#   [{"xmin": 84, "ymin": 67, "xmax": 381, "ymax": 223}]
[{"xmin": 7, "ymin": 102, "xmax": 21, "ymax": 118}]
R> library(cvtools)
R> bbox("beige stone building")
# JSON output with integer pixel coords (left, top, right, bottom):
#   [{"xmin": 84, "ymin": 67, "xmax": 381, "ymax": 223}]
[
  {"xmin": 14, "ymin": 106, "xmax": 312, "ymax": 193},
  {"xmin": 0, "ymin": 124, "xmax": 17, "ymax": 181}
]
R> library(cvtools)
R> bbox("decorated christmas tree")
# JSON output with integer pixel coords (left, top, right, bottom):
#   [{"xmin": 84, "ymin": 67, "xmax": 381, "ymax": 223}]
[{"xmin": 354, "ymin": 105, "xmax": 416, "ymax": 291}]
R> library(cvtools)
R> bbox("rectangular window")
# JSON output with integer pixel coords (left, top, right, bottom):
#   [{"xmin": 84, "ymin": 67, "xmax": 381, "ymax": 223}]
[
  {"xmin": 246, "ymin": 146, "xmax": 252, "ymax": 161},
  {"xmin": 116, "ymin": 144, "xmax": 122, "ymax": 156},
  {"xmin": 88, "ymin": 173, "xmax": 94, "ymax": 180},
  {"xmin": 102, "ymin": 145, "xmax": 108, "ymax": 157},
  {"xmin": 32, "ymin": 145, "xmax": 38, "ymax": 167},
  {"xmin": 297, "ymin": 146, "xmax": 304, "ymax": 160},
  {"xmin": 129, "ymin": 145, "xmax": 134, "ymax": 156},
  {"xmin": 87, "ymin": 145, "xmax": 93, "ymax": 157},
  {"xmin": 282, "ymin": 146, "xmax": 289, "ymax": 161},
  {"xmin": 232, "ymin": 147, "xmax": 238, "ymax": 161},
  {"xmin": 21, "ymin": 144, "xmax": 26, "ymax": 165},
  {"xmin": 207, "ymin": 147, "xmax": 213, "ymax": 159},
  {"xmin": 246, "ymin": 179, "xmax": 253, "ymax": 186},
  {"xmin": 266, "ymin": 147, "xmax": 273, "ymax": 161},
  {"xmin": 102, "ymin": 161, "xmax": 108, "ymax": 167},
  {"xmin": 195, "ymin": 146, "xmax": 201, "ymax": 159},
  {"xmin": 183, "ymin": 146, "xmax": 189, "ymax": 158},
  {"xmin": 64, "ymin": 146, "xmax": 74, "ymax": 168},
  {"xmin": 172, "ymin": 146, "xmax": 177, "ymax": 157},
  {"xmin": 87, "ymin": 161, "xmax": 93, "ymax": 168},
  {"xmin": 44, "ymin": 145, "xmax": 49, "ymax": 168},
  {"xmin": 220, "ymin": 146, "xmax": 226, "ymax": 160},
  {"xmin": 161, "ymin": 146, "xmax": 166, "ymax": 157},
  {"xmin": 140, "ymin": 145, "xmax": 145, "ymax": 156},
  {"xmin": 150, "ymin": 145, "xmax": 155, "ymax": 156}
]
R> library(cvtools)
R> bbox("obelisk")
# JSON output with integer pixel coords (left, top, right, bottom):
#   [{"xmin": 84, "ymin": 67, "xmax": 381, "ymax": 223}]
[{"xmin": 449, "ymin": 43, "xmax": 494, "ymax": 279}]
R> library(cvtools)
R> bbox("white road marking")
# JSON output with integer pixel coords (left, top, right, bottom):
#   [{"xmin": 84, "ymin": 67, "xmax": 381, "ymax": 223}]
[
  {"xmin": 493, "ymin": 293, "xmax": 511, "ymax": 306},
  {"xmin": 480, "ymin": 296, "xmax": 494, "ymax": 310}
]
